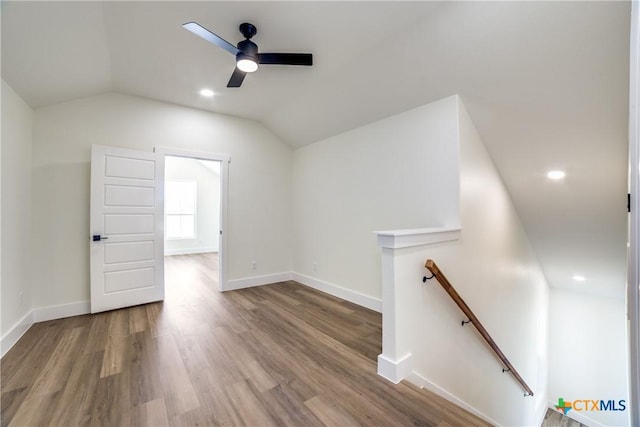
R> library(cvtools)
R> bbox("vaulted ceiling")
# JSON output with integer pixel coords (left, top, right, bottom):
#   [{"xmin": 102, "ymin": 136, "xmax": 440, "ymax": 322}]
[{"xmin": 1, "ymin": 1, "xmax": 631, "ymax": 298}]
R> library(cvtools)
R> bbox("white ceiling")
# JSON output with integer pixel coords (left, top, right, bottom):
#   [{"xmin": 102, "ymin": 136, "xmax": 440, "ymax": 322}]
[{"xmin": 1, "ymin": 1, "xmax": 631, "ymax": 298}]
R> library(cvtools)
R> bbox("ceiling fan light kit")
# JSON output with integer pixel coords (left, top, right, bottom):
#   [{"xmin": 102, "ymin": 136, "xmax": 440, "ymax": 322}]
[
  {"xmin": 237, "ymin": 55, "xmax": 258, "ymax": 73},
  {"xmin": 183, "ymin": 21, "xmax": 313, "ymax": 87}
]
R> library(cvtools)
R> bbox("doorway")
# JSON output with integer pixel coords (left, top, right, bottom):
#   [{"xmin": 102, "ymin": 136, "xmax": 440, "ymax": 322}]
[{"xmin": 155, "ymin": 147, "xmax": 230, "ymax": 292}]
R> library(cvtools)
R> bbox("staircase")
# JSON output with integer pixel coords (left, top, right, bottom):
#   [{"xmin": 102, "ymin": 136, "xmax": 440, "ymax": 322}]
[{"xmin": 541, "ymin": 409, "xmax": 588, "ymax": 427}]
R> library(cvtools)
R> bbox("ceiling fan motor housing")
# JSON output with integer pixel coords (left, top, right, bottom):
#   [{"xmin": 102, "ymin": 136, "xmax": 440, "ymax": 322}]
[
  {"xmin": 237, "ymin": 39, "xmax": 258, "ymax": 58},
  {"xmin": 236, "ymin": 39, "xmax": 259, "ymax": 68}
]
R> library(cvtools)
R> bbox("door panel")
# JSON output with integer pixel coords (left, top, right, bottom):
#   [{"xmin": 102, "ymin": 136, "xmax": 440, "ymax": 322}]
[
  {"xmin": 104, "ymin": 268, "xmax": 154, "ymax": 293},
  {"xmin": 90, "ymin": 145, "xmax": 164, "ymax": 313},
  {"xmin": 105, "ymin": 185, "xmax": 155, "ymax": 207},
  {"xmin": 104, "ymin": 241, "xmax": 155, "ymax": 264},
  {"xmin": 105, "ymin": 156, "xmax": 155, "ymax": 179},
  {"xmin": 104, "ymin": 214, "xmax": 154, "ymax": 234}
]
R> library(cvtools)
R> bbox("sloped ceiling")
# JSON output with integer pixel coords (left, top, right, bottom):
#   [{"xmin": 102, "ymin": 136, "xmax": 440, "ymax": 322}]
[{"xmin": 1, "ymin": 1, "xmax": 631, "ymax": 298}]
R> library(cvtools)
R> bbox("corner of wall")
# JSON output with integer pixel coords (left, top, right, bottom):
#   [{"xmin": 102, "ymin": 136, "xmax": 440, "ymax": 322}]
[
  {"xmin": 1, "ymin": 80, "xmax": 35, "ymax": 340},
  {"xmin": 0, "ymin": 310, "xmax": 33, "ymax": 358}
]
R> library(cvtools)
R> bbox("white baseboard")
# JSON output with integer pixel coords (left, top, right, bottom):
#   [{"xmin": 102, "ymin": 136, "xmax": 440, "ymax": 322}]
[
  {"xmin": 546, "ymin": 400, "xmax": 603, "ymax": 427},
  {"xmin": 377, "ymin": 353, "xmax": 413, "ymax": 383},
  {"xmin": 164, "ymin": 248, "xmax": 218, "ymax": 256},
  {"xmin": 32, "ymin": 300, "xmax": 90, "ymax": 323},
  {"xmin": 224, "ymin": 272, "xmax": 293, "ymax": 291},
  {"xmin": 292, "ymin": 272, "xmax": 382, "ymax": 313},
  {"xmin": 407, "ymin": 371, "xmax": 498, "ymax": 426},
  {"xmin": 1, "ymin": 300, "xmax": 90, "ymax": 358},
  {"xmin": 1, "ymin": 310, "xmax": 34, "ymax": 358}
]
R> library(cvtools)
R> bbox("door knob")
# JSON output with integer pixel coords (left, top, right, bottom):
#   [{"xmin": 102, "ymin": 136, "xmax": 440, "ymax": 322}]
[{"xmin": 92, "ymin": 235, "xmax": 109, "ymax": 242}]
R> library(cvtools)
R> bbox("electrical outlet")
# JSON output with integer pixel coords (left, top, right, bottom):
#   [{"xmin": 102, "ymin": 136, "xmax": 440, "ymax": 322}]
[
  {"xmin": 19, "ymin": 292, "xmax": 24, "ymax": 306},
  {"xmin": 251, "ymin": 261, "xmax": 257, "ymax": 270},
  {"xmin": 313, "ymin": 262, "xmax": 318, "ymax": 272}
]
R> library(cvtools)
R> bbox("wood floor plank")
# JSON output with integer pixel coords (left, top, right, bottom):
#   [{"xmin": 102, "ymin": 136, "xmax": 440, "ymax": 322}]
[
  {"xmin": 129, "ymin": 305, "xmax": 149, "ymax": 334},
  {"xmin": 145, "ymin": 302, "xmax": 169, "ymax": 339},
  {"xmin": 1, "ymin": 253, "xmax": 492, "ymax": 427},
  {"xmin": 226, "ymin": 379, "xmax": 277, "ymax": 426},
  {"xmin": 305, "ymin": 394, "xmax": 363, "ymax": 427},
  {"xmin": 30, "ymin": 326, "xmax": 87, "ymax": 395},
  {"xmin": 225, "ymin": 289, "xmax": 258, "ymax": 311},
  {"xmin": 0, "ymin": 387, "xmax": 27, "ymax": 427},
  {"xmin": 129, "ymin": 331, "xmax": 163, "ymax": 407},
  {"xmin": 100, "ymin": 334, "xmax": 129, "ymax": 378},
  {"xmin": 107, "ymin": 307, "xmax": 130, "ymax": 338},
  {"xmin": 241, "ymin": 360, "xmax": 278, "ymax": 392},
  {"xmin": 89, "ymin": 371, "xmax": 132, "ymax": 427},
  {"xmin": 83, "ymin": 311, "xmax": 110, "ymax": 354},
  {"xmin": 1, "ymin": 322, "xmax": 66, "ymax": 393},
  {"xmin": 293, "ymin": 284, "xmax": 356, "ymax": 315},
  {"xmin": 49, "ymin": 350, "xmax": 104, "ymax": 426},
  {"xmin": 7, "ymin": 391, "xmax": 62, "ymax": 427},
  {"xmin": 154, "ymin": 334, "xmax": 201, "ymax": 417},
  {"xmin": 258, "ymin": 384, "xmax": 325, "ymax": 427},
  {"xmin": 142, "ymin": 397, "xmax": 169, "ymax": 427}
]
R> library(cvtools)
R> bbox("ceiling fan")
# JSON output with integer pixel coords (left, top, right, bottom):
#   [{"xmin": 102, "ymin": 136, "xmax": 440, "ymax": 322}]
[{"xmin": 183, "ymin": 21, "xmax": 313, "ymax": 88}]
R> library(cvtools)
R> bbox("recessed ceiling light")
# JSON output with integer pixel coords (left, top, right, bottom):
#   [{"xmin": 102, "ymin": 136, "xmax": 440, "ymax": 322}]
[
  {"xmin": 547, "ymin": 170, "xmax": 566, "ymax": 180},
  {"xmin": 199, "ymin": 88, "xmax": 214, "ymax": 97},
  {"xmin": 572, "ymin": 275, "xmax": 586, "ymax": 282}
]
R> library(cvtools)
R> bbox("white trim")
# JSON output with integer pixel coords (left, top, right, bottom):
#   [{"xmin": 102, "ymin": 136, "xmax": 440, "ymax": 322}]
[
  {"xmin": 32, "ymin": 300, "xmax": 90, "ymax": 323},
  {"xmin": 224, "ymin": 272, "xmax": 293, "ymax": 291},
  {"xmin": 377, "ymin": 353, "xmax": 413, "ymax": 383},
  {"xmin": 407, "ymin": 371, "xmax": 498, "ymax": 426},
  {"xmin": 546, "ymin": 401, "xmax": 604, "ymax": 427},
  {"xmin": 292, "ymin": 272, "xmax": 382, "ymax": 312},
  {"xmin": 155, "ymin": 146, "xmax": 230, "ymax": 293},
  {"xmin": 1, "ymin": 310, "xmax": 34, "ymax": 358},
  {"xmin": 164, "ymin": 247, "xmax": 218, "ymax": 256},
  {"xmin": 628, "ymin": 2, "xmax": 640, "ymax": 425},
  {"xmin": 154, "ymin": 146, "xmax": 230, "ymax": 163},
  {"xmin": 373, "ymin": 227, "xmax": 461, "ymax": 249},
  {"xmin": 0, "ymin": 300, "xmax": 90, "ymax": 357}
]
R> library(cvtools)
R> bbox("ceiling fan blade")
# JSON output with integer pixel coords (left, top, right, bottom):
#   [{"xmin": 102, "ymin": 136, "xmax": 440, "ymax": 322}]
[
  {"xmin": 183, "ymin": 22, "xmax": 239, "ymax": 56},
  {"xmin": 227, "ymin": 68, "xmax": 247, "ymax": 88},
  {"xmin": 258, "ymin": 53, "xmax": 313, "ymax": 66}
]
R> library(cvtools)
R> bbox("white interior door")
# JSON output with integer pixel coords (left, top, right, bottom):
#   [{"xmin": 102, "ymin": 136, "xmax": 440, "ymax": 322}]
[{"xmin": 90, "ymin": 145, "xmax": 164, "ymax": 313}]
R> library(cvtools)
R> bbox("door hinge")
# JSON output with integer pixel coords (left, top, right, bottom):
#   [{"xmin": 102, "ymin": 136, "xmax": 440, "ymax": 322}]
[{"xmin": 628, "ymin": 193, "xmax": 631, "ymax": 213}]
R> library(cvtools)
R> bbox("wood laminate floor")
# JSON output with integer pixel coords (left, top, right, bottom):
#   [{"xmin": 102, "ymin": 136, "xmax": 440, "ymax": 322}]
[{"xmin": 2, "ymin": 253, "xmax": 492, "ymax": 426}]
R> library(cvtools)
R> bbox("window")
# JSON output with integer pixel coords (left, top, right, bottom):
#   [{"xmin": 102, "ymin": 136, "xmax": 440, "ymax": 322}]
[{"xmin": 165, "ymin": 180, "xmax": 196, "ymax": 239}]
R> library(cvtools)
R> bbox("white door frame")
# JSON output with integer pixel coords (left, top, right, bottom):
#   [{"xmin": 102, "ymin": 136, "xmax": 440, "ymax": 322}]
[
  {"xmin": 628, "ymin": 2, "xmax": 640, "ymax": 425},
  {"xmin": 155, "ymin": 147, "xmax": 230, "ymax": 291}
]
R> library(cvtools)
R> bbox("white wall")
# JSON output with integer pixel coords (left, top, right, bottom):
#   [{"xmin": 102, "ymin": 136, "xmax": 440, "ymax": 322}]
[
  {"xmin": 1, "ymin": 80, "xmax": 33, "ymax": 337},
  {"xmin": 164, "ymin": 156, "xmax": 220, "ymax": 255},
  {"xmin": 292, "ymin": 96, "xmax": 460, "ymax": 303},
  {"xmin": 31, "ymin": 92, "xmax": 292, "ymax": 308},
  {"xmin": 548, "ymin": 289, "xmax": 629, "ymax": 426},
  {"xmin": 399, "ymin": 98, "xmax": 550, "ymax": 425},
  {"xmin": 371, "ymin": 97, "xmax": 549, "ymax": 425}
]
